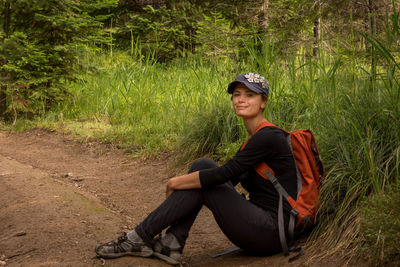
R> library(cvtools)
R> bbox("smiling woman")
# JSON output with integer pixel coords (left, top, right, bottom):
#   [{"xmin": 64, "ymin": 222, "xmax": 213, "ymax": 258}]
[
  {"xmin": 95, "ymin": 73, "xmax": 299, "ymax": 265},
  {"xmin": 229, "ymin": 73, "xmax": 269, "ymax": 137},
  {"xmin": 232, "ymin": 85, "xmax": 266, "ymax": 122}
]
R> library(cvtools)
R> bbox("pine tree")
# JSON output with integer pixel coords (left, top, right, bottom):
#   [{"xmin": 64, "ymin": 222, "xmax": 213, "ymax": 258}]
[{"xmin": 0, "ymin": 0, "xmax": 118, "ymax": 119}]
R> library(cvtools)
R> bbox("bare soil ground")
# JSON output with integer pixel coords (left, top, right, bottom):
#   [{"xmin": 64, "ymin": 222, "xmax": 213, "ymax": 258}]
[{"xmin": 0, "ymin": 129, "xmax": 350, "ymax": 267}]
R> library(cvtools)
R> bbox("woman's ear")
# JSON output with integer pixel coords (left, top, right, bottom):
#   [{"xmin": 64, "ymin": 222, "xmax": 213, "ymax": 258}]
[
  {"xmin": 260, "ymin": 95, "xmax": 268, "ymax": 111},
  {"xmin": 261, "ymin": 101, "xmax": 267, "ymax": 110}
]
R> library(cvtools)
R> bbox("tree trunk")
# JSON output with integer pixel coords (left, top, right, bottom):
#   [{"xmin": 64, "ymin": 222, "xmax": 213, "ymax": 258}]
[
  {"xmin": 261, "ymin": 0, "xmax": 269, "ymax": 30},
  {"xmin": 4, "ymin": 1, "xmax": 10, "ymax": 38},
  {"xmin": 367, "ymin": 0, "xmax": 376, "ymax": 87},
  {"xmin": 313, "ymin": 0, "xmax": 321, "ymax": 58},
  {"xmin": 1, "ymin": 0, "xmax": 11, "ymax": 118}
]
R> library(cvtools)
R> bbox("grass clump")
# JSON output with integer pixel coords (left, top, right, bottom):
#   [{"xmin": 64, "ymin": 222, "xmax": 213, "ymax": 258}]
[
  {"xmin": 175, "ymin": 100, "xmax": 244, "ymax": 165},
  {"xmin": 359, "ymin": 185, "xmax": 400, "ymax": 266}
]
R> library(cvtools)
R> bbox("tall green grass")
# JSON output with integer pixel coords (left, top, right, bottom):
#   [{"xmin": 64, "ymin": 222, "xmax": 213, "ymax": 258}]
[
  {"xmin": 304, "ymin": 6, "xmax": 400, "ymax": 263},
  {"xmin": 58, "ymin": 52, "xmax": 249, "ymax": 153}
]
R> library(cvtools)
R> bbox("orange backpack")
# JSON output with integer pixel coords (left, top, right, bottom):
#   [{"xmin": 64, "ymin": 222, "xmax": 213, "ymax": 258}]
[{"xmin": 241, "ymin": 121, "xmax": 324, "ymax": 258}]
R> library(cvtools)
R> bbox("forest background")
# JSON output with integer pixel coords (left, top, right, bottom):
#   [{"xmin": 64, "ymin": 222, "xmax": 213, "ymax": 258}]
[{"xmin": 1, "ymin": 0, "xmax": 400, "ymax": 265}]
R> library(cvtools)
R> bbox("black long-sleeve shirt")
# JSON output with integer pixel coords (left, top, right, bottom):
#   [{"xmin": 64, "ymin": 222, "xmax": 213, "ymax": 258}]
[{"xmin": 199, "ymin": 126, "xmax": 298, "ymax": 217}]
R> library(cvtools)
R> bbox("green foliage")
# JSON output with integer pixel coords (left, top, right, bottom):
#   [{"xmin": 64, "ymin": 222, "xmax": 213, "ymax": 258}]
[
  {"xmin": 175, "ymin": 100, "xmax": 244, "ymax": 165},
  {"xmin": 350, "ymin": 10, "xmax": 400, "ymax": 263},
  {"xmin": 0, "ymin": 0, "xmax": 118, "ymax": 118},
  {"xmin": 112, "ymin": 1, "xmax": 268, "ymax": 61},
  {"xmin": 359, "ymin": 185, "xmax": 400, "ymax": 266},
  {"xmin": 303, "ymin": 10, "xmax": 400, "ymax": 259},
  {"xmin": 114, "ymin": 2, "xmax": 201, "ymax": 61},
  {"xmin": 195, "ymin": 9, "xmax": 242, "ymax": 57},
  {"xmin": 267, "ymin": 0, "xmax": 317, "ymax": 50},
  {"xmin": 54, "ymin": 51, "xmax": 246, "ymax": 153},
  {"xmin": 1, "ymin": 30, "xmax": 72, "ymax": 114}
]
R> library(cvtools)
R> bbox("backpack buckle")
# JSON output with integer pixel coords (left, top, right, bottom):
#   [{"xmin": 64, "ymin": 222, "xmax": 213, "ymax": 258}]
[
  {"xmin": 271, "ymin": 178, "xmax": 279, "ymax": 186},
  {"xmin": 290, "ymin": 209, "xmax": 299, "ymax": 217}
]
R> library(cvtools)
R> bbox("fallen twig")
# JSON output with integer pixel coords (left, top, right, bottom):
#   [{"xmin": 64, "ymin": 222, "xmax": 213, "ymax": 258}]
[
  {"xmin": 0, "ymin": 231, "xmax": 27, "ymax": 242},
  {"xmin": 6, "ymin": 248, "xmax": 36, "ymax": 260}
]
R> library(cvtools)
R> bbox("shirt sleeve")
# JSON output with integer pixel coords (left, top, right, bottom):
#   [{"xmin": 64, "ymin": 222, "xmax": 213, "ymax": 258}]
[{"xmin": 199, "ymin": 126, "xmax": 286, "ymax": 188}]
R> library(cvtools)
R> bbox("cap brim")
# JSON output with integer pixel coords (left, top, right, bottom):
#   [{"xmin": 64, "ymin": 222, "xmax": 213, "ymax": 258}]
[
  {"xmin": 227, "ymin": 81, "xmax": 242, "ymax": 94},
  {"xmin": 227, "ymin": 80, "xmax": 264, "ymax": 95}
]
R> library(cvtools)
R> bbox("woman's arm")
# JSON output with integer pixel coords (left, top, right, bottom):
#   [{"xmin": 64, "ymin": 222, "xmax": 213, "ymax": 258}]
[{"xmin": 166, "ymin": 171, "xmax": 201, "ymax": 197}]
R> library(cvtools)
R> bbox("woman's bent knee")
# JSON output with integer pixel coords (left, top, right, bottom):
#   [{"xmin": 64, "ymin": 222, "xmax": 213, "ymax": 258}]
[{"xmin": 188, "ymin": 158, "xmax": 218, "ymax": 173}]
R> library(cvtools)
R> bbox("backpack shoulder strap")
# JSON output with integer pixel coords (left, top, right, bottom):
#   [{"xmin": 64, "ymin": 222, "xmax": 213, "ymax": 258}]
[{"xmin": 266, "ymin": 170, "xmax": 299, "ymax": 259}]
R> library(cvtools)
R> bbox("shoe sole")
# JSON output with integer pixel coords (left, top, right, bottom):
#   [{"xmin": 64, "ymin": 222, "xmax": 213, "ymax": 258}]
[
  {"xmin": 95, "ymin": 245, "xmax": 153, "ymax": 259},
  {"xmin": 153, "ymin": 252, "xmax": 180, "ymax": 266}
]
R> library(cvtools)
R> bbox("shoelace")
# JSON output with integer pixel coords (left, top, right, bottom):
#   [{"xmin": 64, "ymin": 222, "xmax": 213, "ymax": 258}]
[{"xmin": 116, "ymin": 233, "xmax": 128, "ymax": 244}]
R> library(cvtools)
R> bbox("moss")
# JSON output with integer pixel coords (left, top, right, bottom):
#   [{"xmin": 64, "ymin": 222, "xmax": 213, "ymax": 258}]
[{"xmin": 359, "ymin": 185, "xmax": 400, "ymax": 266}]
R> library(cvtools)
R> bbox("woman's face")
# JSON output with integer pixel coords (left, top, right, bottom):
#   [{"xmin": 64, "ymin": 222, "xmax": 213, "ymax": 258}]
[{"xmin": 231, "ymin": 84, "xmax": 266, "ymax": 119}]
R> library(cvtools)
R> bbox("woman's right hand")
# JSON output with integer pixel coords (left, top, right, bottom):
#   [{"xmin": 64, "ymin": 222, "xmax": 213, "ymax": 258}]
[
  {"xmin": 165, "ymin": 172, "xmax": 201, "ymax": 198},
  {"xmin": 166, "ymin": 179, "xmax": 175, "ymax": 198}
]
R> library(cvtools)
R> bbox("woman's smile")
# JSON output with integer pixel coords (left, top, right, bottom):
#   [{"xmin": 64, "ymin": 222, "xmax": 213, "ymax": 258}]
[
  {"xmin": 231, "ymin": 85, "xmax": 266, "ymax": 119},
  {"xmin": 236, "ymin": 105, "xmax": 248, "ymax": 110}
]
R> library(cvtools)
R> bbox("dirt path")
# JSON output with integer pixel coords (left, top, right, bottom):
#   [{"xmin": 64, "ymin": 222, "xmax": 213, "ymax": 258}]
[{"xmin": 0, "ymin": 129, "xmax": 328, "ymax": 266}]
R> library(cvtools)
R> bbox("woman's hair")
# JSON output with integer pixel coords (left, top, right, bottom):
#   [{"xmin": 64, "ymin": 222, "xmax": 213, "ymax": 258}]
[{"xmin": 261, "ymin": 94, "xmax": 268, "ymax": 102}]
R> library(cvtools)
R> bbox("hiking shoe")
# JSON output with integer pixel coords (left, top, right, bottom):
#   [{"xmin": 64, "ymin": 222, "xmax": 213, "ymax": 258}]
[
  {"xmin": 153, "ymin": 232, "xmax": 182, "ymax": 266},
  {"xmin": 95, "ymin": 231, "xmax": 153, "ymax": 259}
]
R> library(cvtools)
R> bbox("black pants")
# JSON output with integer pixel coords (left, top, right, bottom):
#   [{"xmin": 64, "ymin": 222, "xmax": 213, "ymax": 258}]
[{"xmin": 135, "ymin": 158, "xmax": 282, "ymax": 255}]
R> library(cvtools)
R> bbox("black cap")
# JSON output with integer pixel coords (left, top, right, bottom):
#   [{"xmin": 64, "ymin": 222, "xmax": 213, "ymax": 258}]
[{"xmin": 227, "ymin": 73, "xmax": 269, "ymax": 97}]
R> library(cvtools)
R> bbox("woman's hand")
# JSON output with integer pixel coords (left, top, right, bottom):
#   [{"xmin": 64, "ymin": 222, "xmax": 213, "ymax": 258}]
[
  {"xmin": 166, "ymin": 178, "xmax": 175, "ymax": 198},
  {"xmin": 165, "ymin": 171, "xmax": 201, "ymax": 198}
]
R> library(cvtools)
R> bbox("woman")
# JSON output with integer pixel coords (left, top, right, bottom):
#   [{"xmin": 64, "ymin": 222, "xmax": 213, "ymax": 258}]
[{"xmin": 95, "ymin": 72, "xmax": 298, "ymax": 265}]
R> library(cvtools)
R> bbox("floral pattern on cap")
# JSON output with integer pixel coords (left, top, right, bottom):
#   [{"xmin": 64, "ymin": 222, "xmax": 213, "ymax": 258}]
[{"xmin": 244, "ymin": 73, "xmax": 267, "ymax": 89}]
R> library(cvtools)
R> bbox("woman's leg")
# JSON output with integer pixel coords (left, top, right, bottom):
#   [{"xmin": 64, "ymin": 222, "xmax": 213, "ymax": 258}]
[
  {"xmin": 96, "ymin": 158, "xmax": 281, "ymax": 259},
  {"xmin": 136, "ymin": 158, "xmax": 281, "ymax": 254},
  {"xmin": 201, "ymin": 184, "xmax": 281, "ymax": 254},
  {"xmin": 135, "ymin": 158, "xmax": 219, "ymax": 247},
  {"xmin": 95, "ymin": 158, "xmax": 216, "ymax": 259}
]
